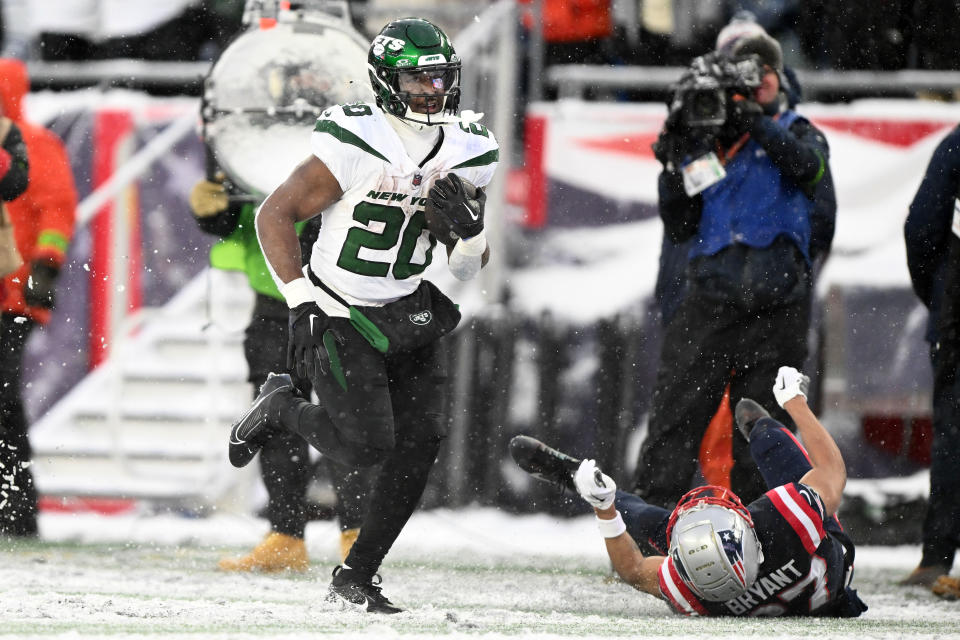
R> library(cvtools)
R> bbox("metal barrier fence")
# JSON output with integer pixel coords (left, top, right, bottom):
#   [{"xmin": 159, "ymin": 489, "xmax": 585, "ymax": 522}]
[
  {"xmin": 418, "ymin": 307, "xmax": 926, "ymax": 545},
  {"xmin": 547, "ymin": 64, "xmax": 960, "ymax": 101},
  {"xmin": 421, "ymin": 310, "xmax": 659, "ymax": 516}
]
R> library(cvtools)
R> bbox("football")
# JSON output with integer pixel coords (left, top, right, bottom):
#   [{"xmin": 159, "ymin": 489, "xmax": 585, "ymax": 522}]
[{"xmin": 424, "ymin": 174, "xmax": 484, "ymax": 247}]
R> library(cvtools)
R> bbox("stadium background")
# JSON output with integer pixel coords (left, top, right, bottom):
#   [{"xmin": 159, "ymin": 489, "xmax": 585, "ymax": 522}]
[{"xmin": 4, "ymin": 0, "xmax": 954, "ymax": 550}]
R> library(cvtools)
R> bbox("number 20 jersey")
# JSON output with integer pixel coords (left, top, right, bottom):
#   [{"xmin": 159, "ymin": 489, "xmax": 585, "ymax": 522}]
[{"xmin": 308, "ymin": 102, "xmax": 499, "ymax": 307}]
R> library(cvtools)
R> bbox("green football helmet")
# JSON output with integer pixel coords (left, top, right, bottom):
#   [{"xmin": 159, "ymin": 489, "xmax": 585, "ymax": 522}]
[{"xmin": 367, "ymin": 17, "xmax": 461, "ymax": 125}]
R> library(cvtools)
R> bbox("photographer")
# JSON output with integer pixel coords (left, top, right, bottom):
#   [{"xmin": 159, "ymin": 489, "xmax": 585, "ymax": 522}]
[
  {"xmin": 634, "ymin": 31, "xmax": 832, "ymax": 509},
  {"xmin": 655, "ymin": 20, "xmax": 836, "ymax": 327}
]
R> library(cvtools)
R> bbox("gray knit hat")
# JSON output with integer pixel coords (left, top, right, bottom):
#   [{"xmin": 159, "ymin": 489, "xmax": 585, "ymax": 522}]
[{"xmin": 728, "ymin": 30, "xmax": 783, "ymax": 72}]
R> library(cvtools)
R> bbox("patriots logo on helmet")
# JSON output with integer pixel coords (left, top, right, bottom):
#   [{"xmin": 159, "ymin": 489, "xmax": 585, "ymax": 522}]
[
  {"xmin": 666, "ymin": 485, "xmax": 764, "ymax": 602},
  {"xmin": 720, "ymin": 529, "xmax": 747, "ymax": 586}
]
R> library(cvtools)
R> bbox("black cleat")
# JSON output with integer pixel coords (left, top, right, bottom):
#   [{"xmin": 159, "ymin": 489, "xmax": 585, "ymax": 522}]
[
  {"xmin": 734, "ymin": 398, "xmax": 771, "ymax": 442},
  {"xmin": 228, "ymin": 373, "xmax": 294, "ymax": 468},
  {"xmin": 328, "ymin": 565, "xmax": 403, "ymax": 614},
  {"xmin": 508, "ymin": 435, "xmax": 581, "ymax": 491}
]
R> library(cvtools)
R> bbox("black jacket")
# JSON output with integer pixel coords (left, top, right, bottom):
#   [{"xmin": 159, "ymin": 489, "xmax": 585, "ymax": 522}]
[{"xmin": 905, "ymin": 124, "xmax": 960, "ymax": 344}]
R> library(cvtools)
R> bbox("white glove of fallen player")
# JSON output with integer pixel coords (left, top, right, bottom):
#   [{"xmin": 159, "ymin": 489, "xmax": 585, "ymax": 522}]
[
  {"xmin": 574, "ymin": 459, "xmax": 616, "ymax": 510},
  {"xmin": 773, "ymin": 366, "xmax": 810, "ymax": 408}
]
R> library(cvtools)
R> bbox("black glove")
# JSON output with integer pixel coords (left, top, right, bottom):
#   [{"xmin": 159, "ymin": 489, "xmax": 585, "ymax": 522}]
[
  {"xmin": 652, "ymin": 106, "xmax": 691, "ymax": 168},
  {"xmin": 425, "ymin": 173, "xmax": 485, "ymax": 243},
  {"xmin": 727, "ymin": 97, "xmax": 763, "ymax": 136},
  {"xmin": 287, "ymin": 301, "xmax": 340, "ymax": 381},
  {"xmin": 652, "ymin": 128, "xmax": 685, "ymax": 168},
  {"xmin": 24, "ymin": 261, "xmax": 59, "ymax": 309}
]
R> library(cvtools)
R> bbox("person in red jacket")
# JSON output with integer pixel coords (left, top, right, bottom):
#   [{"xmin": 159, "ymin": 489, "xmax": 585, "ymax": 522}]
[
  {"xmin": 0, "ymin": 58, "xmax": 77, "ymax": 538},
  {"xmin": 0, "ymin": 115, "xmax": 30, "ymax": 285}
]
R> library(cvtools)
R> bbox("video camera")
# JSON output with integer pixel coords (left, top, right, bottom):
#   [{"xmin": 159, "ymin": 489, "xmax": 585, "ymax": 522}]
[{"xmin": 669, "ymin": 52, "xmax": 762, "ymax": 129}]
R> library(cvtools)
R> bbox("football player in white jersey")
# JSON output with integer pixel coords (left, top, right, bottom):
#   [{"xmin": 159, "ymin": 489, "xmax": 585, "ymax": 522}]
[{"xmin": 226, "ymin": 17, "xmax": 499, "ymax": 614}]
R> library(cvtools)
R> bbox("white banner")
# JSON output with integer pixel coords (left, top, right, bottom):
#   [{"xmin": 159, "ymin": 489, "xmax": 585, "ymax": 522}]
[{"xmin": 527, "ymin": 99, "xmax": 960, "ymax": 292}]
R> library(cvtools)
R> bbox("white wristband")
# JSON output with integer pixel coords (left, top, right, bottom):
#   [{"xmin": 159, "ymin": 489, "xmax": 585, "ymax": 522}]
[
  {"xmin": 278, "ymin": 277, "xmax": 314, "ymax": 309},
  {"xmin": 596, "ymin": 511, "xmax": 627, "ymax": 539},
  {"xmin": 454, "ymin": 229, "xmax": 487, "ymax": 257}
]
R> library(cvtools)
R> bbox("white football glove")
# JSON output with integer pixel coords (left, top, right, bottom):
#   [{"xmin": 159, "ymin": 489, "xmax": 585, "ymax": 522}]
[
  {"xmin": 773, "ymin": 366, "xmax": 810, "ymax": 408},
  {"xmin": 574, "ymin": 459, "xmax": 616, "ymax": 510}
]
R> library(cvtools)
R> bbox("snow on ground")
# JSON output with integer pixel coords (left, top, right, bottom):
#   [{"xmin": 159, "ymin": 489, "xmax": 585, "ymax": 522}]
[
  {"xmin": 2, "ymin": 508, "xmax": 958, "ymax": 639},
  {"xmin": 11, "ymin": 85, "xmax": 960, "ymax": 640}
]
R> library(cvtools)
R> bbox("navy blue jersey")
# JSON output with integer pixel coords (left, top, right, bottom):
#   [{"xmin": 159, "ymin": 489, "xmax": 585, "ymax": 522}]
[{"xmin": 658, "ymin": 482, "xmax": 848, "ymax": 616}]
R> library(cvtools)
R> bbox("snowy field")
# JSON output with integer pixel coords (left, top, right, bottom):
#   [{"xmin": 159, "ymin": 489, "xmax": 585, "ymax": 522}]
[{"xmin": 2, "ymin": 508, "xmax": 958, "ymax": 639}]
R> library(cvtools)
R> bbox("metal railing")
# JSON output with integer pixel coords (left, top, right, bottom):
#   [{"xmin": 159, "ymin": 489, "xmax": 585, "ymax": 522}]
[
  {"xmin": 26, "ymin": 59, "xmax": 211, "ymax": 93},
  {"xmin": 456, "ymin": 0, "xmax": 517, "ymax": 306},
  {"xmin": 547, "ymin": 64, "xmax": 960, "ymax": 101}
]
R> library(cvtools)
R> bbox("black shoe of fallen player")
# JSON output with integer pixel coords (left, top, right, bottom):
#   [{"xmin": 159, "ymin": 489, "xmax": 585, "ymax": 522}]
[
  {"xmin": 734, "ymin": 398, "xmax": 771, "ymax": 442},
  {"xmin": 228, "ymin": 373, "xmax": 294, "ymax": 468},
  {"xmin": 508, "ymin": 435, "xmax": 581, "ymax": 492},
  {"xmin": 328, "ymin": 565, "xmax": 403, "ymax": 614}
]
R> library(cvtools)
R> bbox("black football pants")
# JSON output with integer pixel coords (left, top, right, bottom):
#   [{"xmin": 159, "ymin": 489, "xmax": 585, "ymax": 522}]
[
  {"xmin": 245, "ymin": 295, "xmax": 372, "ymax": 538},
  {"xmin": 245, "ymin": 297, "xmax": 313, "ymax": 538},
  {"xmin": 633, "ymin": 282, "xmax": 810, "ymax": 508},
  {"xmin": 280, "ymin": 316, "xmax": 448, "ymax": 576},
  {"xmin": 920, "ymin": 341, "xmax": 960, "ymax": 570},
  {"xmin": 0, "ymin": 314, "xmax": 37, "ymax": 537}
]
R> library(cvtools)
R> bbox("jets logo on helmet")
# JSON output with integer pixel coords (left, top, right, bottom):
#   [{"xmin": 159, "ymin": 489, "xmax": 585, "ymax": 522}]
[
  {"xmin": 666, "ymin": 486, "xmax": 764, "ymax": 602},
  {"xmin": 372, "ymin": 35, "xmax": 405, "ymax": 58},
  {"xmin": 367, "ymin": 17, "xmax": 462, "ymax": 125}
]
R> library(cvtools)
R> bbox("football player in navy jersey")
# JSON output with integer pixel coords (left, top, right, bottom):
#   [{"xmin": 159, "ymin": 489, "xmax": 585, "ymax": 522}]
[{"xmin": 511, "ymin": 366, "xmax": 868, "ymax": 617}]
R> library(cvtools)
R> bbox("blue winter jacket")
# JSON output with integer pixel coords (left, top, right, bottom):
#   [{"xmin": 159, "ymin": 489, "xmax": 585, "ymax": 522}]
[
  {"xmin": 693, "ymin": 111, "xmax": 814, "ymax": 262},
  {"xmin": 654, "ymin": 73, "xmax": 836, "ymax": 324},
  {"xmin": 657, "ymin": 108, "xmax": 831, "ymax": 316}
]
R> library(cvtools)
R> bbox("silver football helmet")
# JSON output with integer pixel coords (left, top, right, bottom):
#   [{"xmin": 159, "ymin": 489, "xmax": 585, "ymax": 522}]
[{"xmin": 666, "ymin": 486, "xmax": 764, "ymax": 602}]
